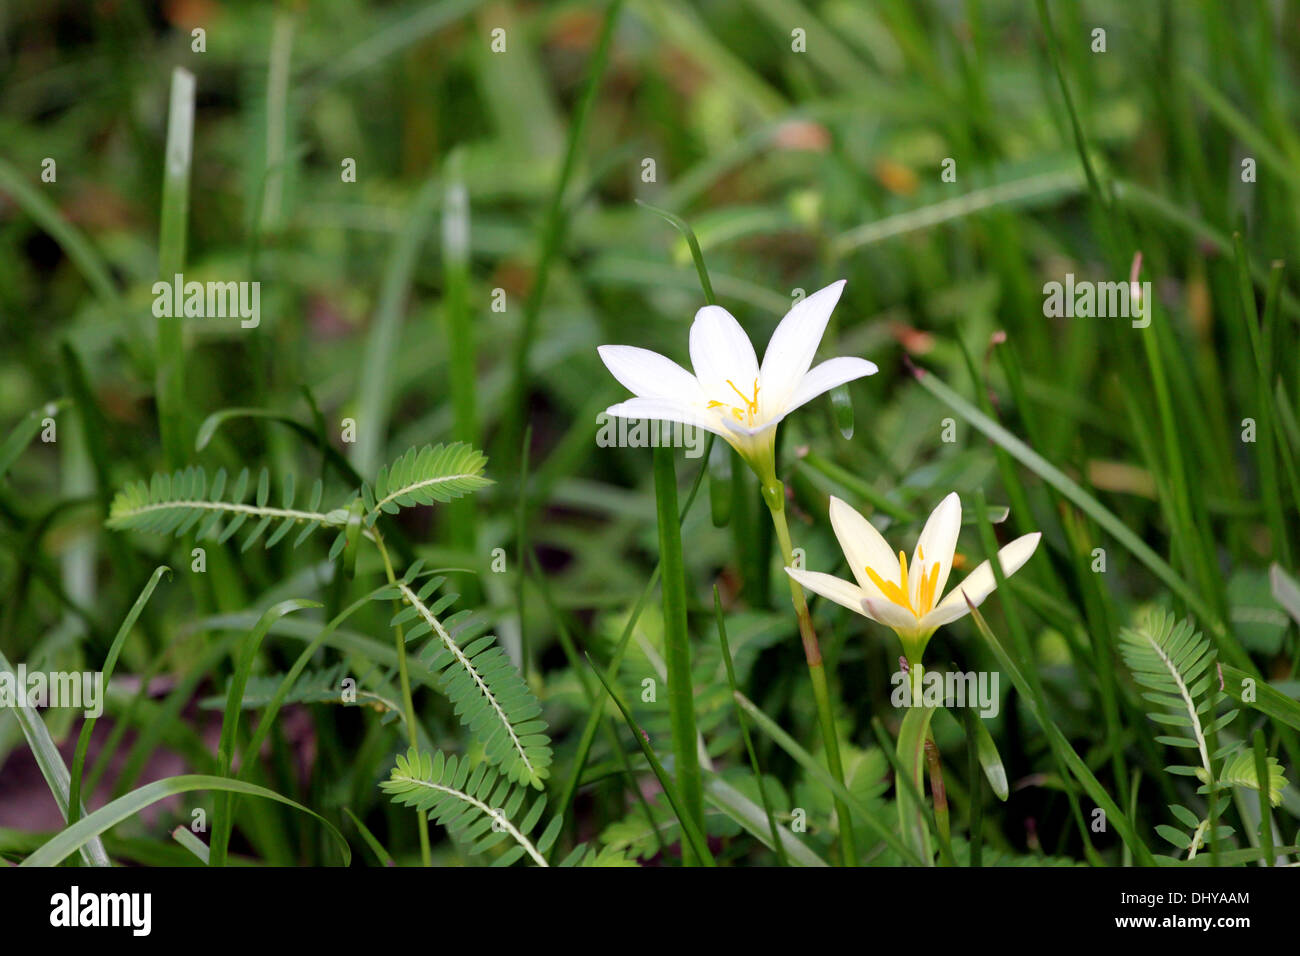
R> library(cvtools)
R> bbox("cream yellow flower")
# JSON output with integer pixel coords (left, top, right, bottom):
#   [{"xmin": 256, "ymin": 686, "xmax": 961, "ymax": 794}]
[{"xmin": 785, "ymin": 493, "xmax": 1040, "ymax": 662}]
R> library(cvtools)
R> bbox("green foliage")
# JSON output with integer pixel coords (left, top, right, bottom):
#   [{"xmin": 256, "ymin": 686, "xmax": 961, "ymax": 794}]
[
  {"xmin": 201, "ymin": 663, "xmax": 400, "ymax": 716},
  {"xmin": 1119, "ymin": 611, "xmax": 1290, "ymax": 855},
  {"xmin": 1216, "ymin": 750, "xmax": 1286, "ymax": 808},
  {"xmin": 107, "ymin": 465, "xmax": 346, "ymax": 550},
  {"xmin": 381, "ymin": 748, "xmax": 628, "ymax": 867},
  {"xmin": 377, "ymin": 565, "xmax": 553, "ymax": 789},
  {"xmin": 108, "ymin": 444, "xmax": 491, "ymax": 558},
  {"xmin": 360, "ymin": 442, "xmax": 491, "ymax": 527}
]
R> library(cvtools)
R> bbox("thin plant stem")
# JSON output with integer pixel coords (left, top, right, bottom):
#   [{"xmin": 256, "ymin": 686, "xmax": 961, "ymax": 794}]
[
  {"xmin": 370, "ymin": 530, "xmax": 431, "ymax": 867},
  {"xmin": 763, "ymin": 480, "xmax": 858, "ymax": 865}
]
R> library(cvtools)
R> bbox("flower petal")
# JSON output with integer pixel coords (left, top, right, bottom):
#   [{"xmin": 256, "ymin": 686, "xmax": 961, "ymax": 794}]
[
  {"xmin": 784, "ymin": 568, "xmax": 868, "ymax": 617},
  {"xmin": 598, "ymin": 345, "xmax": 703, "ymax": 404},
  {"xmin": 861, "ymin": 595, "xmax": 921, "ymax": 633},
  {"xmin": 758, "ymin": 279, "xmax": 846, "ymax": 413},
  {"xmin": 603, "ymin": 398, "xmax": 731, "ymax": 441},
  {"xmin": 689, "ymin": 305, "xmax": 759, "ymax": 396},
  {"xmin": 828, "ymin": 495, "xmax": 898, "ymax": 599},
  {"xmin": 785, "ymin": 356, "xmax": 878, "ymax": 414},
  {"xmin": 911, "ymin": 492, "xmax": 961, "ymax": 609},
  {"xmin": 930, "ymin": 532, "xmax": 1042, "ymax": 621}
]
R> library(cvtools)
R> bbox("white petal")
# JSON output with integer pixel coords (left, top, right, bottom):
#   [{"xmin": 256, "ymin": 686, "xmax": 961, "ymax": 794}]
[
  {"xmin": 603, "ymin": 398, "xmax": 731, "ymax": 441},
  {"xmin": 689, "ymin": 305, "xmax": 759, "ymax": 396},
  {"xmin": 598, "ymin": 345, "xmax": 703, "ymax": 404},
  {"xmin": 828, "ymin": 495, "xmax": 899, "ymax": 600},
  {"xmin": 785, "ymin": 568, "xmax": 868, "ymax": 618},
  {"xmin": 933, "ymin": 532, "xmax": 1042, "ymax": 616},
  {"xmin": 914, "ymin": 600, "xmax": 972, "ymax": 631},
  {"xmin": 758, "ymin": 279, "xmax": 846, "ymax": 413},
  {"xmin": 785, "ymin": 356, "xmax": 878, "ymax": 414},
  {"xmin": 861, "ymin": 595, "xmax": 920, "ymax": 633},
  {"xmin": 720, "ymin": 416, "xmax": 778, "ymax": 439},
  {"xmin": 911, "ymin": 492, "xmax": 961, "ymax": 609}
]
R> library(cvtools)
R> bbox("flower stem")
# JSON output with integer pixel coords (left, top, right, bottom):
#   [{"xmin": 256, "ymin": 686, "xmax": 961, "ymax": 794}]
[
  {"xmin": 764, "ymin": 480, "xmax": 858, "ymax": 865},
  {"xmin": 652, "ymin": 445, "xmax": 705, "ymax": 863},
  {"xmin": 371, "ymin": 530, "xmax": 432, "ymax": 867}
]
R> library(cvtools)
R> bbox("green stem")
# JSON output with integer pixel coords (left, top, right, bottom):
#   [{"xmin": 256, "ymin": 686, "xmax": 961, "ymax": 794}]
[
  {"xmin": 371, "ymin": 531, "xmax": 431, "ymax": 867},
  {"xmin": 652, "ymin": 445, "xmax": 704, "ymax": 863},
  {"xmin": 764, "ymin": 481, "xmax": 858, "ymax": 865}
]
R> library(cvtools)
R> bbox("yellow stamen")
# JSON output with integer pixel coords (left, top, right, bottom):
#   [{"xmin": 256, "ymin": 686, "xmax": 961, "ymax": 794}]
[
  {"xmin": 864, "ymin": 548, "xmax": 945, "ymax": 619},
  {"xmin": 864, "ymin": 550, "xmax": 919, "ymax": 616},
  {"xmin": 708, "ymin": 379, "xmax": 761, "ymax": 425},
  {"xmin": 919, "ymin": 562, "xmax": 941, "ymax": 615}
]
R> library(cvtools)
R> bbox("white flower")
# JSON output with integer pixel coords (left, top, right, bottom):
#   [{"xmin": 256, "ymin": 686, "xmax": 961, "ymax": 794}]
[
  {"xmin": 785, "ymin": 492, "xmax": 1040, "ymax": 661},
  {"xmin": 597, "ymin": 280, "xmax": 877, "ymax": 479}
]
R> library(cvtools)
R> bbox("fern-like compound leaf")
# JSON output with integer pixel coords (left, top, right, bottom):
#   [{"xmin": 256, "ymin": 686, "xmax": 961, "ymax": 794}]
[
  {"xmin": 1121, "ymin": 610, "xmax": 1290, "ymax": 854},
  {"xmin": 381, "ymin": 569, "xmax": 552, "ymax": 789},
  {"xmin": 380, "ymin": 748, "xmax": 631, "ymax": 867},
  {"xmin": 1118, "ymin": 611, "xmax": 1216, "ymax": 777},
  {"xmin": 108, "ymin": 466, "xmax": 348, "ymax": 551},
  {"xmin": 381, "ymin": 748, "xmax": 551, "ymax": 865},
  {"xmin": 362, "ymin": 442, "xmax": 491, "ymax": 527},
  {"xmin": 1209, "ymin": 750, "xmax": 1286, "ymax": 807}
]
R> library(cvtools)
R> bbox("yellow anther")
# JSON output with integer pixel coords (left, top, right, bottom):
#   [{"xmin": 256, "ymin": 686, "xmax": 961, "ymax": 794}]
[
  {"xmin": 864, "ymin": 549, "xmax": 943, "ymax": 618},
  {"xmin": 919, "ymin": 562, "xmax": 941, "ymax": 615},
  {"xmin": 865, "ymin": 551, "xmax": 919, "ymax": 617},
  {"xmin": 710, "ymin": 378, "xmax": 761, "ymax": 425}
]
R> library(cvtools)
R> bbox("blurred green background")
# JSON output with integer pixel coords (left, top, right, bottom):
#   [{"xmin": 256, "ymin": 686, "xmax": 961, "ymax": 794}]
[{"xmin": 2, "ymin": 0, "xmax": 1299, "ymax": 866}]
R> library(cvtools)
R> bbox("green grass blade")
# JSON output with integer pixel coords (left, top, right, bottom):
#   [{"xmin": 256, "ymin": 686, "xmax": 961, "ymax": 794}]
[
  {"xmin": 156, "ymin": 66, "xmax": 195, "ymax": 469},
  {"xmin": 210, "ymin": 598, "xmax": 322, "ymax": 867},
  {"xmin": 69, "ymin": 566, "xmax": 172, "ymax": 826},
  {"xmin": 21, "ymin": 775, "xmax": 350, "ymax": 868},
  {"xmin": 0, "ymin": 400, "xmax": 67, "ymax": 482},
  {"xmin": 0, "ymin": 646, "xmax": 110, "ymax": 867}
]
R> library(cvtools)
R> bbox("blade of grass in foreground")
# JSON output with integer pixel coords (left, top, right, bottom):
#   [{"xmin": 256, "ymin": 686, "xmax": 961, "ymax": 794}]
[
  {"xmin": 156, "ymin": 66, "xmax": 195, "ymax": 469},
  {"xmin": 0, "ymin": 647, "xmax": 110, "ymax": 867},
  {"xmin": 171, "ymin": 825, "xmax": 210, "ymax": 864},
  {"xmin": 210, "ymin": 599, "xmax": 322, "ymax": 867},
  {"xmin": 69, "ymin": 566, "xmax": 172, "ymax": 826},
  {"xmin": 21, "ymin": 775, "xmax": 350, "ymax": 868},
  {"xmin": 345, "ymin": 808, "xmax": 396, "ymax": 867}
]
